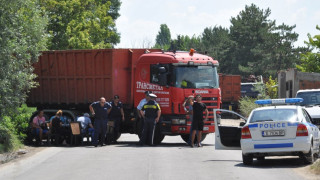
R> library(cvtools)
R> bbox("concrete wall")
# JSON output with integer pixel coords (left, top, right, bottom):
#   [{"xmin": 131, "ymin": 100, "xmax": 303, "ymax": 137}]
[{"xmin": 278, "ymin": 69, "xmax": 320, "ymax": 98}]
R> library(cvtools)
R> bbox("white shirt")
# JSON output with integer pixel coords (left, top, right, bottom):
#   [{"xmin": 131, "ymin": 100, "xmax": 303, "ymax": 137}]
[{"xmin": 137, "ymin": 98, "xmax": 148, "ymax": 110}]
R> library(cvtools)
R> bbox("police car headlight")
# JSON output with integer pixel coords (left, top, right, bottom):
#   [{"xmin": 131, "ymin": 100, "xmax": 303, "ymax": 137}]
[{"xmin": 172, "ymin": 119, "xmax": 186, "ymax": 124}]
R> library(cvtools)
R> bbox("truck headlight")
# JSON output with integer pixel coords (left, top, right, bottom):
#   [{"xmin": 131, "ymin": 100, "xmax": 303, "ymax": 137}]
[{"xmin": 172, "ymin": 119, "xmax": 186, "ymax": 124}]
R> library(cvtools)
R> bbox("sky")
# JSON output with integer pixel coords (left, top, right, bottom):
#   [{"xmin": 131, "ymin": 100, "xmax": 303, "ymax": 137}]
[{"xmin": 115, "ymin": 0, "xmax": 320, "ymax": 49}]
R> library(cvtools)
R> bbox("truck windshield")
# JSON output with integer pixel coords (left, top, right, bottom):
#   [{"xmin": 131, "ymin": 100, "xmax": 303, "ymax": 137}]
[
  {"xmin": 296, "ymin": 91, "xmax": 320, "ymax": 106},
  {"xmin": 174, "ymin": 66, "xmax": 219, "ymax": 88}
]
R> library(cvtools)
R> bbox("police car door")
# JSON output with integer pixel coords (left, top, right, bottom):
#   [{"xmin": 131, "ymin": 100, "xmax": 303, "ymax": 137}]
[{"xmin": 214, "ymin": 109, "xmax": 246, "ymax": 150}]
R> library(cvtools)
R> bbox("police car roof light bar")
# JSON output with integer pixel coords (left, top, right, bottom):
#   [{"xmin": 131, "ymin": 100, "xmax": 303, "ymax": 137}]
[{"xmin": 255, "ymin": 98, "xmax": 303, "ymax": 105}]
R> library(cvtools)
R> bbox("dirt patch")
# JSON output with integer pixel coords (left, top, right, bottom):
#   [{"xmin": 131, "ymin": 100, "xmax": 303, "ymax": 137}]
[{"xmin": 0, "ymin": 146, "xmax": 46, "ymax": 166}]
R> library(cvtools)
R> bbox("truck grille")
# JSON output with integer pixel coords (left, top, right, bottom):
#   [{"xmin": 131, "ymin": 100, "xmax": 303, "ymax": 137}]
[{"xmin": 202, "ymin": 97, "xmax": 218, "ymax": 121}]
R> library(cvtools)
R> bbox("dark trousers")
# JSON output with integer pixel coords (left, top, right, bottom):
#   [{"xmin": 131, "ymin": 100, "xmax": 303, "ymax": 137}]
[
  {"xmin": 93, "ymin": 119, "xmax": 107, "ymax": 145},
  {"xmin": 111, "ymin": 117, "xmax": 121, "ymax": 142},
  {"xmin": 141, "ymin": 117, "xmax": 156, "ymax": 145}
]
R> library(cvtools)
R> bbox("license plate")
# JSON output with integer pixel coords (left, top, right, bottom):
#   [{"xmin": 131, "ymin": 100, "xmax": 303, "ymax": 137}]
[
  {"xmin": 262, "ymin": 130, "xmax": 285, "ymax": 137},
  {"xmin": 203, "ymin": 127, "xmax": 209, "ymax": 131}
]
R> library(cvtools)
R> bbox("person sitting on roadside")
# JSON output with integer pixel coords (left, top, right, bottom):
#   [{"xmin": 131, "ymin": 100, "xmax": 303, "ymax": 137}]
[
  {"xmin": 50, "ymin": 110, "xmax": 68, "ymax": 145},
  {"xmin": 77, "ymin": 113, "xmax": 95, "ymax": 143},
  {"xmin": 32, "ymin": 110, "xmax": 50, "ymax": 145}
]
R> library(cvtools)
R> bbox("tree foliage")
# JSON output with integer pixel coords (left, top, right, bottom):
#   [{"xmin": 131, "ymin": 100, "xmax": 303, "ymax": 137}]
[
  {"xmin": 154, "ymin": 24, "xmax": 171, "ymax": 50},
  {"xmin": 153, "ymin": 4, "xmax": 301, "ymax": 79},
  {"xmin": 200, "ymin": 26, "xmax": 235, "ymax": 73},
  {"xmin": 0, "ymin": 0, "xmax": 48, "ymax": 118},
  {"xmin": 296, "ymin": 25, "xmax": 320, "ymax": 73},
  {"xmin": 41, "ymin": 0, "xmax": 121, "ymax": 50},
  {"xmin": 229, "ymin": 4, "xmax": 300, "ymax": 77},
  {"xmin": 169, "ymin": 35, "xmax": 201, "ymax": 52}
]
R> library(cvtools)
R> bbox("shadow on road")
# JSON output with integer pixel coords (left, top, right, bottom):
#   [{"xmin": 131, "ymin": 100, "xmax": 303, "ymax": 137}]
[
  {"xmin": 234, "ymin": 157, "xmax": 308, "ymax": 169},
  {"xmin": 109, "ymin": 141, "xmax": 215, "ymax": 148}
]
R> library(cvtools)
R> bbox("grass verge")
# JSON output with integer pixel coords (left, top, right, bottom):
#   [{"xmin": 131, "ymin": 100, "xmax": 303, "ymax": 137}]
[{"xmin": 310, "ymin": 159, "xmax": 320, "ymax": 174}]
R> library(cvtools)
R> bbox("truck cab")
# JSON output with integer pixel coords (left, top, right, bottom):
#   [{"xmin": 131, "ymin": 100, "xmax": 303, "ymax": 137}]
[{"xmin": 134, "ymin": 50, "xmax": 221, "ymax": 143}]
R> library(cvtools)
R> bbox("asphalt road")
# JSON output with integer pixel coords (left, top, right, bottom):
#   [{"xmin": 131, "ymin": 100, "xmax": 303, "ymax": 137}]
[{"xmin": 0, "ymin": 134, "xmax": 317, "ymax": 180}]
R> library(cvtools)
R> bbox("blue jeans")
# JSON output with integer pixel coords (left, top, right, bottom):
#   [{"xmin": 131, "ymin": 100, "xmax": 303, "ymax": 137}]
[
  {"xmin": 82, "ymin": 128, "xmax": 95, "ymax": 142},
  {"xmin": 34, "ymin": 128, "xmax": 49, "ymax": 135}
]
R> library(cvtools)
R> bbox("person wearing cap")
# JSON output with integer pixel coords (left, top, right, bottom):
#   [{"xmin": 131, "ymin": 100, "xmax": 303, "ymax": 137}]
[
  {"xmin": 191, "ymin": 94, "xmax": 208, "ymax": 148},
  {"xmin": 139, "ymin": 93, "xmax": 161, "ymax": 145},
  {"xmin": 89, "ymin": 97, "xmax": 112, "ymax": 147},
  {"xmin": 136, "ymin": 91, "xmax": 152, "ymax": 144},
  {"xmin": 77, "ymin": 113, "xmax": 95, "ymax": 143},
  {"xmin": 137, "ymin": 91, "xmax": 152, "ymax": 116},
  {"xmin": 108, "ymin": 95, "xmax": 125, "ymax": 144}
]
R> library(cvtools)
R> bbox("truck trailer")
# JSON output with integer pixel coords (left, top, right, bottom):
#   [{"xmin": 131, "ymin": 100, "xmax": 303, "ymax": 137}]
[{"xmin": 27, "ymin": 49, "xmax": 221, "ymax": 144}]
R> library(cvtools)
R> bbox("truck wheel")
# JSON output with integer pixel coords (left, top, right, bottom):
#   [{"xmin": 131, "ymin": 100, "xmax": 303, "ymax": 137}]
[
  {"xmin": 242, "ymin": 153, "xmax": 253, "ymax": 165},
  {"xmin": 180, "ymin": 135, "xmax": 190, "ymax": 143},
  {"xmin": 302, "ymin": 143, "xmax": 315, "ymax": 164},
  {"xmin": 115, "ymin": 132, "xmax": 121, "ymax": 141},
  {"xmin": 180, "ymin": 133, "xmax": 207, "ymax": 144},
  {"xmin": 153, "ymin": 123, "xmax": 165, "ymax": 145}
]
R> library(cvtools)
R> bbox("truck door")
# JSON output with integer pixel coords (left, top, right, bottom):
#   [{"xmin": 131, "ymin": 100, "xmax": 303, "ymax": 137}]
[{"xmin": 214, "ymin": 109, "xmax": 246, "ymax": 150}]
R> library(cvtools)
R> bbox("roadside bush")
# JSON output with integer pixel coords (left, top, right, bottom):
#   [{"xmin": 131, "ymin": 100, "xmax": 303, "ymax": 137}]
[
  {"xmin": 7, "ymin": 104, "xmax": 36, "ymax": 141},
  {"xmin": 239, "ymin": 96, "xmax": 259, "ymax": 117},
  {"xmin": 0, "ymin": 118, "xmax": 23, "ymax": 153},
  {"xmin": 310, "ymin": 160, "xmax": 320, "ymax": 174},
  {"xmin": 265, "ymin": 76, "xmax": 278, "ymax": 99},
  {"xmin": 0, "ymin": 104, "xmax": 35, "ymax": 153}
]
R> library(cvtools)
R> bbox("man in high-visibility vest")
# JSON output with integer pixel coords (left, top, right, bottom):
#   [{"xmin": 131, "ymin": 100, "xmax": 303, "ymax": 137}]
[{"xmin": 139, "ymin": 93, "xmax": 161, "ymax": 146}]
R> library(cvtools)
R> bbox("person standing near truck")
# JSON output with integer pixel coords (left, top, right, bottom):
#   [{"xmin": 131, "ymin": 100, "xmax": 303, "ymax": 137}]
[
  {"xmin": 191, "ymin": 94, "xmax": 208, "ymax": 148},
  {"xmin": 140, "ymin": 93, "xmax": 161, "ymax": 146},
  {"xmin": 182, "ymin": 95, "xmax": 194, "ymax": 145},
  {"xmin": 89, "ymin": 97, "xmax": 111, "ymax": 147},
  {"xmin": 136, "ymin": 91, "xmax": 151, "ymax": 144},
  {"xmin": 109, "ymin": 95, "xmax": 125, "ymax": 144}
]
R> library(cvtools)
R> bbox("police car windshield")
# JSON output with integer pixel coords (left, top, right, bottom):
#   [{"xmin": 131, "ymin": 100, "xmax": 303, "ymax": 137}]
[
  {"xmin": 174, "ymin": 66, "xmax": 219, "ymax": 89},
  {"xmin": 250, "ymin": 109, "xmax": 298, "ymax": 123},
  {"xmin": 296, "ymin": 91, "xmax": 320, "ymax": 106}
]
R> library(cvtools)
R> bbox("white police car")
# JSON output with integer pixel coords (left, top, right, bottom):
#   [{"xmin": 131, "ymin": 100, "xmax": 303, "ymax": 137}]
[{"xmin": 214, "ymin": 98, "xmax": 320, "ymax": 165}]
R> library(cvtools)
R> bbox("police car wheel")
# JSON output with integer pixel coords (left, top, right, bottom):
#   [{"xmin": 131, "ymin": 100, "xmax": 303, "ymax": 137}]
[
  {"xmin": 242, "ymin": 154, "xmax": 253, "ymax": 165},
  {"xmin": 302, "ymin": 144, "xmax": 315, "ymax": 164}
]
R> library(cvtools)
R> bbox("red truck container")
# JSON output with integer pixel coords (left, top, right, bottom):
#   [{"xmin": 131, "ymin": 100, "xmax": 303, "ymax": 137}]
[
  {"xmin": 219, "ymin": 74, "xmax": 241, "ymax": 111},
  {"xmin": 27, "ymin": 49, "xmax": 221, "ymax": 144}
]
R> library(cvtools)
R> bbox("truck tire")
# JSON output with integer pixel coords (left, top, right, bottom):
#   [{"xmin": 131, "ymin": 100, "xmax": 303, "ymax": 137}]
[
  {"xmin": 115, "ymin": 132, "xmax": 121, "ymax": 141},
  {"xmin": 153, "ymin": 123, "xmax": 165, "ymax": 145},
  {"xmin": 180, "ymin": 133, "xmax": 207, "ymax": 144},
  {"xmin": 242, "ymin": 153, "xmax": 253, "ymax": 165}
]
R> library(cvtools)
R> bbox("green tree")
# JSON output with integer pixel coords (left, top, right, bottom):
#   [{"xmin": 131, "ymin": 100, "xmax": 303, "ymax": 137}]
[
  {"xmin": 154, "ymin": 24, "xmax": 171, "ymax": 50},
  {"xmin": 0, "ymin": 0, "xmax": 47, "ymax": 151},
  {"xmin": 200, "ymin": 26, "xmax": 235, "ymax": 74},
  {"xmin": 296, "ymin": 25, "xmax": 320, "ymax": 73},
  {"xmin": 41, "ymin": 0, "xmax": 120, "ymax": 50},
  {"xmin": 0, "ymin": 0, "xmax": 48, "ymax": 118},
  {"xmin": 230, "ymin": 4, "xmax": 300, "ymax": 78}
]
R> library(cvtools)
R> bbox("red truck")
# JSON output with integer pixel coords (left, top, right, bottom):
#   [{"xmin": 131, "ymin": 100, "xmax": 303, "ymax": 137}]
[{"xmin": 27, "ymin": 49, "xmax": 221, "ymax": 144}]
